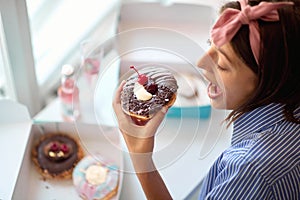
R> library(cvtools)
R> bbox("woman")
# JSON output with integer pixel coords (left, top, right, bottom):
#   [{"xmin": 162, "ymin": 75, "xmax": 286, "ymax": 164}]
[{"xmin": 113, "ymin": 0, "xmax": 300, "ymax": 199}]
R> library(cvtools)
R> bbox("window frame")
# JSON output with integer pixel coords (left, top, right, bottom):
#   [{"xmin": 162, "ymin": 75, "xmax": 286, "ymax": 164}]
[
  {"xmin": 0, "ymin": 14, "xmax": 17, "ymax": 100},
  {"xmin": 0, "ymin": 0, "xmax": 41, "ymax": 116}
]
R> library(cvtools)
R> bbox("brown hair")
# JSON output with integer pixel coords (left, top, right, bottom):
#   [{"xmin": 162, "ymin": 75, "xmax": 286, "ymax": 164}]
[{"xmin": 222, "ymin": 0, "xmax": 300, "ymax": 124}]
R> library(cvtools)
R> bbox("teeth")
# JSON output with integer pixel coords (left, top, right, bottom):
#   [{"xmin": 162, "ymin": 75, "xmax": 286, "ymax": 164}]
[
  {"xmin": 214, "ymin": 84, "xmax": 219, "ymax": 94},
  {"xmin": 209, "ymin": 84, "xmax": 216, "ymax": 94},
  {"xmin": 208, "ymin": 83, "xmax": 222, "ymax": 98}
]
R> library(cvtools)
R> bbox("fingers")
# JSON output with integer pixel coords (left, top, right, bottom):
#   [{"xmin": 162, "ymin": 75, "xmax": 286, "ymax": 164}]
[
  {"xmin": 113, "ymin": 80, "xmax": 169, "ymax": 138},
  {"xmin": 113, "ymin": 80, "xmax": 126, "ymax": 105},
  {"xmin": 113, "ymin": 80, "xmax": 127, "ymax": 121},
  {"xmin": 146, "ymin": 107, "xmax": 168, "ymax": 132}
]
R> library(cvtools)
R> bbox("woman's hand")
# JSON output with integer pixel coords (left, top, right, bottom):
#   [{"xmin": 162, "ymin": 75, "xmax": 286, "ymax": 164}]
[
  {"xmin": 112, "ymin": 81, "xmax": 173, "ymax": 200},
  {"xmin": 112, "ymin": 81, "xmax": 168, "ymax": 154}
]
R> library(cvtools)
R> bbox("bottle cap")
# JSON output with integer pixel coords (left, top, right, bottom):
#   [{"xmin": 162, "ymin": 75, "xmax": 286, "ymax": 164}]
[{"xmin": 61, "ymin": 64, "xmax": 74, "ymax": 76}]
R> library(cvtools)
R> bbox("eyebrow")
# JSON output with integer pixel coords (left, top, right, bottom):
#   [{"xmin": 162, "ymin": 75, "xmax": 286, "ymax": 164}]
[{"xmin": 213, "ymin": 45, "xmax": 233, "ymax": 63}]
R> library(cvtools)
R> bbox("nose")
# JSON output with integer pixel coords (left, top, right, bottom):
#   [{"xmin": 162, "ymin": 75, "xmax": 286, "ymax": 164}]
[{"xmin": 197, "ymin": 47, "xmax": 216, "ymax": 72}]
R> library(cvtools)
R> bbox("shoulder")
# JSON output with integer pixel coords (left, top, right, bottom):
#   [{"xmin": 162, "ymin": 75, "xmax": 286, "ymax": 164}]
[
  {"xmin": 203, "ymin": 158, "xmax": 300, "ymax": 199},
  {"xmin": 202, "ymin": 113, "xmax": 300, "ymax": 199},
  {"xmin": 230, "ymin": 127, "xmax": 300, "ymax": 177},
  {"xmin": 225, "ymin": 128, "xmax": 299, "ymax": 194},
  {"xmin": 203, "ymin": 138, "xmax": 299, "ymax": 199}
]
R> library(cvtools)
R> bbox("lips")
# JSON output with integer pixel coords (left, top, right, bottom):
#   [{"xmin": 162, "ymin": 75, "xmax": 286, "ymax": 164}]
[{"xmin": 207, "ymin": 82, "xmax": 223, "ymax": 99}]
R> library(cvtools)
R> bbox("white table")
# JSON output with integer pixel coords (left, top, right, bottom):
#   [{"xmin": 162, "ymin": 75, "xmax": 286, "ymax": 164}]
[
  {"xmin": 35, "ymin": 72, "xmax": 232, "ymax": 199},
  {"xmin": 36, "ymin": 100, "xmax": 232, "ymax": 200}
]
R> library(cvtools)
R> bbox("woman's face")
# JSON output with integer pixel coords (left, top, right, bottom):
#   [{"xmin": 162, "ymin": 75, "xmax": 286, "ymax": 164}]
[{"xmin": 197, "ymin": 43, "xmax": 258, "ymax": 110}]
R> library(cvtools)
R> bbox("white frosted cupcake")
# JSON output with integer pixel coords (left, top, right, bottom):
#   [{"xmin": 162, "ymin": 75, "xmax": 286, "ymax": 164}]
[{"xmin": 72, "ymin": 155, "xmax": 119, "ymax": 200}]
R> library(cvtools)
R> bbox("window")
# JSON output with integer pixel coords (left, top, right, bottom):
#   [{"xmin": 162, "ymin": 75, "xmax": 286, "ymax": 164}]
[
  {"xmin": 0, "ymin": 0, "xmax": 41, "ymax": 116},
  {"xmin": 27, "ymin": 0, "xmax": 120, "ymax": 85},
  {"xmin": 0, "ymin": 0, "xmax": 120, "ymax": 115},
  {"xmin": 26, "ymin": 0, "xmax": 121, "ymax": 100}
]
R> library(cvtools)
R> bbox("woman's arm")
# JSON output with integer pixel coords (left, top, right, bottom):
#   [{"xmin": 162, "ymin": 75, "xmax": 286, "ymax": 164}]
[
  {"xmin": 123, "ymin": 133, "xmax": 172, "ymax": 200},
  {"xmin": 136, "ymin": 162, "xmax": 172, "ymax": 200},
  {"xmin": 112, "ymin": 81, "xmax": 172, "ymax": 200}
]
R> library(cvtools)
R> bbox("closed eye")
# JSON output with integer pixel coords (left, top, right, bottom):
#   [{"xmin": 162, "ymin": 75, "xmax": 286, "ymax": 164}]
[{"xmin": 217, "ymin": 65, "xmax": 227, "ymax": 71}]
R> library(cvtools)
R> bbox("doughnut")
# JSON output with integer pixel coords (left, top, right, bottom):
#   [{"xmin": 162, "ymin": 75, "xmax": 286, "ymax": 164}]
[
  {"xmin": 31, "ymin": 133, "xmax": 84, "ymax": 179},
  {"xmin": 72, "ymin": 155, "xmax": 120, "ymax": 200},
  {"xmin": 121, "ymin": 66, "xmax": 178, "ymax": 126}
]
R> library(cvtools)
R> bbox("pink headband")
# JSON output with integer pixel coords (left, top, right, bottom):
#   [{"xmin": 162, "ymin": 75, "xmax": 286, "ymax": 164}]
[{"xmin": 211, "ymin": 0, "xmax": 294, "ymax": 65}]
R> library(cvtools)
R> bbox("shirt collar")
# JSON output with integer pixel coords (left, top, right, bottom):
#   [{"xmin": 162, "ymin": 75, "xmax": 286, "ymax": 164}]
[{"xmin": 232, "ymin": 103, "xmax": 286, "ymax": 145}]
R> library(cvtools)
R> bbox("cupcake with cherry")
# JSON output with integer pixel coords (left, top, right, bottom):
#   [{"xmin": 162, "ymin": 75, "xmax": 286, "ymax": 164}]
[{"xmin": 121, "ymin": 66, "xmax": 178, "ymax": 125}]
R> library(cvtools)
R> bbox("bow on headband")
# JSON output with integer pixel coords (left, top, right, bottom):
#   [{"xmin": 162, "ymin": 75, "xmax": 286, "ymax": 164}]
[{"xmin": 211, "ymin": 0, "xmax": 294, "ymax": 65}]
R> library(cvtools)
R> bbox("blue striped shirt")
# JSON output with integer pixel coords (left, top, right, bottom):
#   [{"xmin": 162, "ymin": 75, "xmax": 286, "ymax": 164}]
[{"xmin": 199, "ymin": 103, "xmax": 300, "ymax": 200}]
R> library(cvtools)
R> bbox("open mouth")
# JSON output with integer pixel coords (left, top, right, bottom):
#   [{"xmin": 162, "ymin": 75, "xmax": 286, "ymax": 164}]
[{"xmin": 207, "ymin": 82, "xmax": 223, "ymax": 99}]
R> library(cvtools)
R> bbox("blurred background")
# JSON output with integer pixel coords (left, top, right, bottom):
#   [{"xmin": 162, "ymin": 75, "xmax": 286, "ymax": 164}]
[
  {"xmin": 0, "ymin": 0, "xmax": 223, "ymax": 116},
  {"xmin": 1, "ymin": 1, "xmax": 231, "ymax": 199}
]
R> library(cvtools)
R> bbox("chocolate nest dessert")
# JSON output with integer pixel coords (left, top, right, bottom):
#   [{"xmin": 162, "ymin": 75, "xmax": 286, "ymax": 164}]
[
  {"xmin": 32, "ymin": 133, "xmax": 84, "ymax": 179},
  {"xmin": 121, "ymin": 66, "xmax": 178, "ymax": 126}
]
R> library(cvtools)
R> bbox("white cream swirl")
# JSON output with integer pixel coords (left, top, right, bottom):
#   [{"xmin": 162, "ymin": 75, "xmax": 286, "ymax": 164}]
[
  {"xmin": 85, "ymin": 164, "xmax": 108, "ymax": 186},
  {"xmin": 133, "ymin": 82, "xmax": 153, "ymax": 101}
]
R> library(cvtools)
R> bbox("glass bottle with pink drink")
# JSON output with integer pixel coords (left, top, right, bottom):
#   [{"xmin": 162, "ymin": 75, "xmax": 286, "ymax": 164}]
[
  {"xmin": 57, "ymin": 64, "xmax": 80, "ymax": 121},
  {"xmin": 80, "ymin": 40, "xmax": 103, "ymax": 86}
]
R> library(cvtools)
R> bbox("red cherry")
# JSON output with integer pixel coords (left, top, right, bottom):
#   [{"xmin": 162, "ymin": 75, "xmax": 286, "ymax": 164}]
[
  {"xmin": 50, "ymin": 142, "xmax": 59, "ymax": 151},
  {"xmin": 130, "ymin": 66, "xmax": 148, "ymax": 85},
  {"xmin": 60, "ymin": 144, "xmax": 69, "ymax": 153},
  {"xmin": 146, "ymin": 83, "xmax": 158, "ymax": 95}
]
